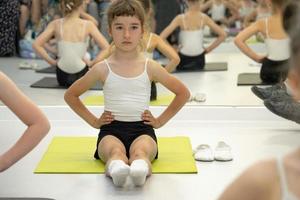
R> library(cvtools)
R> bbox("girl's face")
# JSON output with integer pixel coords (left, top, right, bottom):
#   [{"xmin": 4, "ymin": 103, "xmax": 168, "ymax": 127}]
[{"xmin": 110, "ymin": 16, "xmax": 143, "ymax": 52}]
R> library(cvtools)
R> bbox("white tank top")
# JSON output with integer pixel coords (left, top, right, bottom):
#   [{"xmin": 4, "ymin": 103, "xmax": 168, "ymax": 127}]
[
  {"xmin": 103, "ymin": 59, "xmax": 151, "ymax": 122},
  {"xmin": 211, "ymin": 3, "xmax": 226, "ymax": 21},
  {"xmin": 57, "ymin": 19, "xmax": 89, "ymax": 73},
  {"xmin": 276, "ymin": 157, "xmax": 299, "ymax": 200},
  {"xmin": 179, "ymin": 14, "xmax": 204, "ymax": 56},
  {"xmin": 264, "ymin": 18, "xmax": 290, "ymax": 61},
  {"xmin": 144, "ymin": 33, "xmax": 154, "ymax": 59}
]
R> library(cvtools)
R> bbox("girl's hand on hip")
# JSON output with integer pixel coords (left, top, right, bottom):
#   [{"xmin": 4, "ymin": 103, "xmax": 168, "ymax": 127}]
[{"xmin": 142, "ymin": 110, "xmax": 162, "ymax": 129}]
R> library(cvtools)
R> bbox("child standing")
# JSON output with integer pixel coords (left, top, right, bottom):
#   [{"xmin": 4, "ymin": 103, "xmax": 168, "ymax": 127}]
[
  {"xmin": 160, "ymin": 0, "xmax": 226, "ymax": 71},
  {"xmin": 33, "ymin": 0, "xmax": 109, "ymax": 87},
  {"xmin": 64, "ymin": 0, "xmax": 190, "ymax": 187},
  {"xmin": 234, "ymin": 0, "xmax": 290, "ymax": 84}
]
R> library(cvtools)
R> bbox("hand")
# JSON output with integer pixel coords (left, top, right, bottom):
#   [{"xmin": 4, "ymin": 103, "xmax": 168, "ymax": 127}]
[
  {"xmin": 255, "ymin": 55, "xmax": 266, "ymax": 63},
  {"xmin": 142, "ymin": 110, "xmax": 162, "ymax": 129},
  {"xmin": 92, "ymin": 111, "xmax": 114, "ymax": 129}
]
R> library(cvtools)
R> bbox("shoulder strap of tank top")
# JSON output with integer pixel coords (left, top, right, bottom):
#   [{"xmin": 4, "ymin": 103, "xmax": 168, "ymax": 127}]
[
  {"xmin": 82, "ymin": 20, "xmax": 88, "ymax": 42},
  {"xmin": 60, "ymin": 18, "xmax": 64, "ymax": 39},
  {"xmin": 277, "ymin": 156, "xmax": 289, "ymax": 199},
  {"xmin": 144, "ymin": 58, "xmax": 149, "ymax": 73},
  {"xmin": 265, "ymin": 18, "xmax": 269, "ymax": 38},
  {"xmin": 104, "ymin": 59, "xmax": 112, "ymax": 72},
  {"xmin": 146, "ymin": 33, "xmax": 153, "ymax": 51},
  {"xmin": 182, "ymin": 14, "xmax": 187, "ymax": 30},
  {"xmin": 200, "ymin": 13, "xmax": 204, "ymax": 29}
]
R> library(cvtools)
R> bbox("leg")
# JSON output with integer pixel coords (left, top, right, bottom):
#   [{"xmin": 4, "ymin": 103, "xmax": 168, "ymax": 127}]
[
  {"xmin": 98, "ymin": 135, "xmax": 130, "ymax": 187},
  {"xmin": 19, "ymin": 4, "xmax": 30, "ymax": 38},
  {"xmin": 31, "ymin": 0, "xmax": 42, "ymax": 27},
  {"xmin": 129, "ymin": 135, "xmax": 158, "ymax": 186}
]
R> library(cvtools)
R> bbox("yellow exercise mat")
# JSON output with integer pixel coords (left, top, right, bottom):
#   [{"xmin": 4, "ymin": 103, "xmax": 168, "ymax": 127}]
[
  {"xmin": 35, "ymin": 136, "xmax": 197, "ymax": 174},
  {"xmin": 83, "ymin": 94, "xmax": 175, "ymax": 106}
]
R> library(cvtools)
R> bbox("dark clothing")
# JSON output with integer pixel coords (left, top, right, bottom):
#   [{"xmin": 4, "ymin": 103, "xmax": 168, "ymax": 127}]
[
  {"xmin": 56, "ymin": 66, "xmax": 88, "ymax": 87},
  {"xmin": 260, "ymin": 58, "xmax": 289, "ymax": 84},
  {"xmin": 94, "ymin": 120, "xmax": 158, "ymax": 159},
  {"xmin": 177, "ymin": 51, "xmax": 206, "ymax": 71}
]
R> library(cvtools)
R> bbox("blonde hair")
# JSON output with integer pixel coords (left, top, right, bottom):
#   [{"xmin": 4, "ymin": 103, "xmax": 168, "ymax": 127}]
[
  {"xmin": 136, "ymin": 0, "xmax": 155, "ymax": 32},
  {"xmin": 60, "ymin": 0, "xmax": 83, "ymax": 16}
]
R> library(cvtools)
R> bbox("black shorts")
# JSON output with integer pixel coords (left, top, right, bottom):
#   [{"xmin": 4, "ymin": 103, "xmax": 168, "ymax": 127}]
[
  {"xmin": 56, "ymin": 65, "xmax": 88, "ymax": 87},
  {"xmin": 177, "ymin": 51, "xmax": 206, "ymax": 71},
  {"xmin": 260, "ymin": 58, "xmax": 289, "ymax": 84},
  {"xmin": 94, "ymin": 121, "xmax": 158, "ymax": 160}
]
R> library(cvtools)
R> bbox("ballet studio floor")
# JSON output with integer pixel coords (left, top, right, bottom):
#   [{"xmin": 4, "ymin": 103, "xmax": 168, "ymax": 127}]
[{"xmin": 0, "ymin": 40, "xmax": 299, "ymax": 200}]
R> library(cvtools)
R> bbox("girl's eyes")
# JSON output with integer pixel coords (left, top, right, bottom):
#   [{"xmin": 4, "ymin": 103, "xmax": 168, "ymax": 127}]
[{"xmin": 114, "ymin": 26, "xmax": 140, "ymax": 30}]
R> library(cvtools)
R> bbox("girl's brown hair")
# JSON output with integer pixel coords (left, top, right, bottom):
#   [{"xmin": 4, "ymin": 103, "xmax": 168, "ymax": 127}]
[
  {"xmin": 107, "ymin": 0, "xmax": 145, "ymax": 29},
  {"xmin": 60, "ymin": 0, "xmax": 83, "ymax": 16}
]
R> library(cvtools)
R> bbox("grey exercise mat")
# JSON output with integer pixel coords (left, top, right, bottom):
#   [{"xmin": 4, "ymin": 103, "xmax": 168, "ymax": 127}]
[
  {"xmin": 237, "ymin": 73, "xmax": 269, "ymax": 86},
  {"xmin": 35, "ymin": 66, "xmax": 56, "ymax": 74},
  {"xmin": 0, "ymin": 198, "xmax": 55, "ymax": 200},
  {"xmin": 30, "ymin": 77, "xmax": 102, "ymax": 90},
  {"xmin": 175, "ymin": 62, "xmax": 227, "ymax": 72}
]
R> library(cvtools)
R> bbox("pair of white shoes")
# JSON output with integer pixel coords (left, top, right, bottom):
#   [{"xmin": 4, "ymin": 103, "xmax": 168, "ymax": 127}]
[
  {"xmin": 193, "ymin": 141, "xmax": 233, "ymax": 162},
  {"xmin": 189, "ymin": 92, "xmax": 206, "ymax": 102},
  {"xmin": 108, "ymin": 159, "xmax": 149, "ymax": 187}
]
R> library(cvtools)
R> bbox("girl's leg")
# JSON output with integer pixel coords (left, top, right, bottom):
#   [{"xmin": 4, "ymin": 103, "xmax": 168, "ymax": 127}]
[
  {"xmin": 19, "ymin": 4, "xmax": 30, "ymax": 38},
  {"xmin": 98, "ymin": 135, "xmax": 130, "ymax": 187},
  {"xmin": 31, "ymin": 0, "xmax": 42, "ymax": 27},
  {"xmin": 128, "ymin": 135, "xmax": 158, "ymax": 186}
]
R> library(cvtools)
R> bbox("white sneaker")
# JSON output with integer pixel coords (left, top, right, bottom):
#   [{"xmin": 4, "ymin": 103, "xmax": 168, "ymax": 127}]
[
  {"xmin": 19, "ymin": 62, "xmax": 32, "ymax": 69},
  {"xmin": 193, "ymin": 93, "xmax": 206, "ymax": 102},
  {"xmin": 193, "ymin": 144, "xmax": 214, "ymax": 162},
  {"xmin": 214, "ymin": 141, "xmax": 233, "ymax": 161}
]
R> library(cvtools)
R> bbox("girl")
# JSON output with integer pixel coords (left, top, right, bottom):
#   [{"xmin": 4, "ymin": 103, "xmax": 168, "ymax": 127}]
[
  {"xmin": 243, "ymin": 0, "xmax": 271, "ymax": 28},
  {"xmin": 64, "ymin": 0, "xmax": 190, "ymax": 187},
  {"xmin": 201, "ymin": 0, "xmax": 238, "ymax": 27},
  {"xmin": 219, "ymin": 1, "xmax": 300, "ymax": 198},
  {"xmin": 160, "ymin": 0, "xmax": 227, "ymax": 71},
  {"xmin": 0, "ymin": 72, "xmax": 50, "ymax": 172},
  {"xmin": 234, "ymin": 0, "xmax": 290, "ymax": 84},
  {"xmin": 33, "ymin": 0, "xmax": 109, "ymax": 87}
]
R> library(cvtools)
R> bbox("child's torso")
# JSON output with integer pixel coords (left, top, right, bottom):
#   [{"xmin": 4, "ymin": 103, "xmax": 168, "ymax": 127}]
[
  {"xmin": 56, "ymin": 18, "xmax": 89, "ymax": 73},
  {"xmin": 103, "ymin": 58, "xmax": 151, "ymax": 122}
]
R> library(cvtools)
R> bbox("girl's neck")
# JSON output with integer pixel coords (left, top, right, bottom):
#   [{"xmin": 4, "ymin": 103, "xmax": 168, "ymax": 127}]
[
  {"xmin": 188, "ymin": 3, "xmax": 200, "ymax": 12},
  {"xmin": 113, "ymin": 48, "xmax": 141, "ymax": 62},
  {"xmin": 64, "ymin": 8, "xmax": 81, "ymax": 19}
]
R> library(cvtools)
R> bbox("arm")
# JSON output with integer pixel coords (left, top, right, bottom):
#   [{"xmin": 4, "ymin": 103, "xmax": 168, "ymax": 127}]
[
  {"xmin": 64, "ymin": 62, "xmax": 108, "ymax": 128},
  {"xmin": 0, "ymin": 72, "xmax": 50, "ymax": 172},
  {"xmin": 159, "ymin": 15, "xmax": 181, "ymax": 41},
  {"xmin": 32, "ymin": 20, "xmax": 57, "ymax": 66},
  {"xmin": 243, "ymin": 10, "xmax": 257, "ymax": 28},
  {"xmin": 218, "ymin": 160, "xmax": 275, "ymax": 200},
  {"xmin": 234, "ymin": 20, "xmax": 265, "ymax": 62},
  {"xmin": 87, "ymin": 21, "xmax": 110, "ymax": 66},
  {"xmin": 154, "ymin": 34, "xmax": 180, "ymax": 73},
  {"xmin": 80, "ymin": 10, "xmax": 99, "ymax": 27},
  {"xmin": 144, "ymin": 61, "xmax": 190, "ymax": 128},
  {"xmin": 204, "ymin": 15, "xmax": 227, "ymax": 53},
  {"xmin": 200, "ymin": 0, "xmax": 213, "ymax": 12}
]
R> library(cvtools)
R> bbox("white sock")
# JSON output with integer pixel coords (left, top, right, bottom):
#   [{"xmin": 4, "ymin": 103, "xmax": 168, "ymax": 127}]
[
  {"xmin": 107, "ymin": 160, "xmax": 130, "ymax": 187},
  {"xmin": 130, "ymin": 159, "xmax": 149, "ymax": 186}
]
